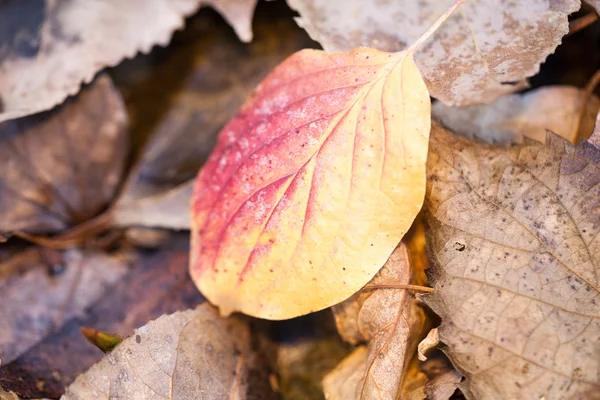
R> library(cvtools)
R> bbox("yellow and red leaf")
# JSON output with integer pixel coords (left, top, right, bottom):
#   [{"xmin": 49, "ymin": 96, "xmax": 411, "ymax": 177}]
[{"xmin": 191, "ymin": 47, "xmax": 430, "ymax": 319}]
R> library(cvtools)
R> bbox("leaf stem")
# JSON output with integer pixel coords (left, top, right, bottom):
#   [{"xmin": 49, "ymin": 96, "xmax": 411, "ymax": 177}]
[
  {"xmin": 408, "ymin": 0, "xmax": 466, "ymax": 53},
  {"xmin": 362, "ymin": 283, "xmax": 434, "ymax": 293}
]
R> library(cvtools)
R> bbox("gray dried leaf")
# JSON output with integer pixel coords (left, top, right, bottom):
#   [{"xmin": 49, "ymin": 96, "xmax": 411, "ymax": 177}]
[
  {"xmin": 425, "ymin": 122, "xmax": 600, "ymax": 399},
  {"xmin": 62, "ymin": 304, "xmax": 275, "ymax": 400},
  {"xmin": 433, "ymin": 86, "xmax": 600, "ymax": 145},
  {"xmin": 0, "ymin": 0, "xmax": 257, "ymax": 122},
  {"xmin": 113, "ymin": 180, "xmax": 193, "ymax": 230},
  {"xmin": 0, "ymin": 75, "xmax": 128, "ymax": 235},
  {"xmin": 286, "ymin": 0, "xmax": 579, "ymax": 106},
  {"xmin": 0, "ymin": 248, "xmax": 128, "ymax": 366}
]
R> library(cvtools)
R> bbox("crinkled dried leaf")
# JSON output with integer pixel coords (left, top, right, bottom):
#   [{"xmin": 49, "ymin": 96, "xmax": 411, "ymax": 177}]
[
  {"xmin": 0, "ymin": 75, "xmax": 128, "ymax": 235},
  {"xmin": 418, "ymin": 328, "xmax": 439, "ymax": 361},
  {"xmin": 329, "ymin": 243, "xmax": 427, "ymax": 399},
  {"xmin": 433, "ymin": 86, "xmax": 600, "ymax": 145},
  {"xmin": 287, "ymin": 0, "xmax": 579, "ymax": 106},
  {"xmin": 0, "ymin": 0, "xmax": 257, "ymax": 122},
  {"xmin": 111, "ymin": 5, "xmax": 316, "ymax": 230},
  {"xmin": 62, "ymin": 304, "xmax": 275, "ymax": 400},
  {"xmin": 424, "ymin": 122, "xmax": 600, "ymax": 399},
  {"xmin": 191, "ymin": 46, "xmax": 430, "ymax": 319},
  {"xmin": 0, "ymin": 234, "xmax": 203, "ymax": 398},
  {"xmin": 0, "ymin": 248, "xmax": 128, "ymax": 366}
]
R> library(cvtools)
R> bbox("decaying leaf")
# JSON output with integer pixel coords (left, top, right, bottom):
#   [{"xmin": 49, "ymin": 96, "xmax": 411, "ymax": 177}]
[
  {"xmin": 0, "ymin": 248, "xmax": 128, "ymax": 366},
  {"xmin": 0, "ymin": 75, "xmax": 128, "ymax": 235},
  {"xmin": 63, "ymin": 304, "xmax": 275, "ymax": 400},
  {"xmin": 327, "ymin": 243, "xmax": 427, "ymax": 399},
  {"xmin": 0, "ymin": 234, "xmax": 203, "ymax": 398},
  {"xmin": 287, "ymin": 0, "xmax": 579, "ymax": 106},
  {"xmin": 425, "ymin": 122, "xmax": 600, "ymax": 399},
  {"xmin": 322, "ymin": 346, "xmax": 368, "ymax": 400},
  {"xmin": 421, "ymin": 354, "xmax": 462, "ymax": 400},
  {"xmin": 111, "ymin": 5, "xmax": 316, "ymax": 230},
  {"xmin": 418, "ymin": 328, "xmax": 440, "ymax": 362},
  {"xmin": 433, "ymin": 85, "xmax": 600, "ymax": 145},
  {"xmin": 114, "ymin": 180, "xmax": 194, "ymax": 230},
  {"xmin": 191, "ymin": 43, "xmax": 431, "ymax": 319},
  {"xmin": 0, "ymin": 0, "xmax": 258, "ymax": 122}
]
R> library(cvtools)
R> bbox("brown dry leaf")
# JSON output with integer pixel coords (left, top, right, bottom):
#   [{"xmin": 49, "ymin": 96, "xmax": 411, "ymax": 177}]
[
  {"xmin": 287, "ymin": 0, "xmax": 579, "ymax": 106},
  {"xmin": 418, "ymin": 328, "xmax": 440, "ymax": 362},
  {"xmin": 0, "ymin": 233, "xmax": 203, "ymax": 398},
  {"xmin": 421, "ymin": 354, "xmax": 462, "ymax": 400},
  {"xmin": 425, "ymin": 122, "xmax": 600, "ymax": 399},
  {"xmin": 328, "ymin": 243, "xmax": 427, "ymax": 399},
  {"xmin": 62, "ymin": 304, "xmax": 275, "ymax": 400},
  {"xmin": 433, "ymin": 86, "xmax": 600, "ymax": 145},
  {"xmin": 110, "ymin": 3, "xmax": 316, "ymax": 230},
  {"xmin": 0, "ymin": 75, "xmax": 128, "ymax": 235},
  {"xmin": 0, "ymin": 0, "xmax": 258, "ymax": 122},
  {"xmin": 0, "ymin": 248, "xmax": 128, "ymax": 366},
  {"xmin": 322, "ymin": 346, "xmax": 368, "ymax": 400}
]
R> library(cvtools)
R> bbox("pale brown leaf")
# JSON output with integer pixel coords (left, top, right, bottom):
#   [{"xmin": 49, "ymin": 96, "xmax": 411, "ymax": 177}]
[
  {"xmin": 329, "ymin": 243, "xmax": 427, "ymax": 399},
  {"xmin": 0, "ymin": 0, "xmax": 258, "ymax": 122},
  {"xmin": 425, "ymin": 122, "xmax": 600, "ymax": 399},
  {"xmin": 433, "ymin": 86, "xmax": 600, "ymax": 145},
  {"xmin": 418, "ymin": 328, "xmax": 439, "ymax": 362},
  {"xmin": 0, "ymin": 248, "xmax": 128, "ymax": 366},
  {"xmin": 0, "ymin": 75, "xmax": 128, "ymax": 235},
  {"xmin": 62, "ymin": 304, "xmax": 275, "ymax": 400},
  {"xmin": 287, "ymin": 0, "xmax": 579, "ymax": 106},
  {"xmin": 322, "ymin": 347, "xmax": 368, "ymax": 400}
]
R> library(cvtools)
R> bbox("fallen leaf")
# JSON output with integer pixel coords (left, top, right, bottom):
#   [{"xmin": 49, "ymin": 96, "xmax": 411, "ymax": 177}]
[
  {"xmin": 424, "ymin": 122, "xmax": 600, "ymax": 399},
  {"xmin": 113, "ymin": 180, "xmax": 194, "ymax": 230},
  {"xmin": 0, "ymin": 0, "xmax": 258, "ymax": 122},
  {"xmin": 0, "ymin": 248, "xmax": 128, "ymax": 367},
  {"xmin": 322, "ymin": 346, "xmax": 368, "ymax": 400},
  {"xmin": 433, "ymin": 86, "xmax": 600, "ymax": 145},
  {"xmin": 0, "ymin": 233, "xmax": 203, "ymax": 398},
  {"xmin": 111, "ymin": 2, "xmax": 317, "ymax": 230},
  {"xmin": 0, "ymin": 75, "xmax": 128, "ymax": 235},
  {"xmin": 421, "ymin": 353, "xmax": 462, "ymax": 400},
  {"xmin": 418, "ymin": 328, "xmax": 440, "ymax": 362},
  {"xmin": 62, "ymin": 304, "xmax": 276, "ymax": 400},
  {"xmin": 191, "ymin": 40, "xmax": 432, "ymax": 320},
  {"xmin": 287, "ymin": 0, "xmax": 579, "ymax": 106},
  {"xmin": 328, "ymin": 243, "xmax": 427, "ymax": 399}
]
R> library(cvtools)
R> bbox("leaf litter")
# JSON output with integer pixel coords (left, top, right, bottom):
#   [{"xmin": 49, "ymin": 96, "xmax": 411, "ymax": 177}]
[{"xmin": 2, "ymin": 0, "xmax": 600, "ymax": 399}]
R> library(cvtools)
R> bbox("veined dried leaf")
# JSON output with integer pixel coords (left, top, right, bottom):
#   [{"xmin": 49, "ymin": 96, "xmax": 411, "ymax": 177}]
[
  {"xmin": 0, "ymin": 75, "xmax": 128, "ymax": 235},
  {"xmin": 63, "ymin": 304, "xmax": 275, "ymax": 400},
  {"xmin": 433, "ymin": 86, "xmax": 600, "ymax": 145},
  {"xmin": 0, "ymin": 0, "xmax": 257, "ymax": 122},
  {"xmin": 287, "ymin": 0, "xmax": 578, "ymax": 106},
  {"xmin": 191, "ymin": 44, "xmax": 430, "ymax": 319},
  {"xmin": 329, "ymin": 243, "xmax": 427, "ymax": 399},
  {"xmin": 425, "ymin": 122, "xmax": 600, "ymax": 399}
]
